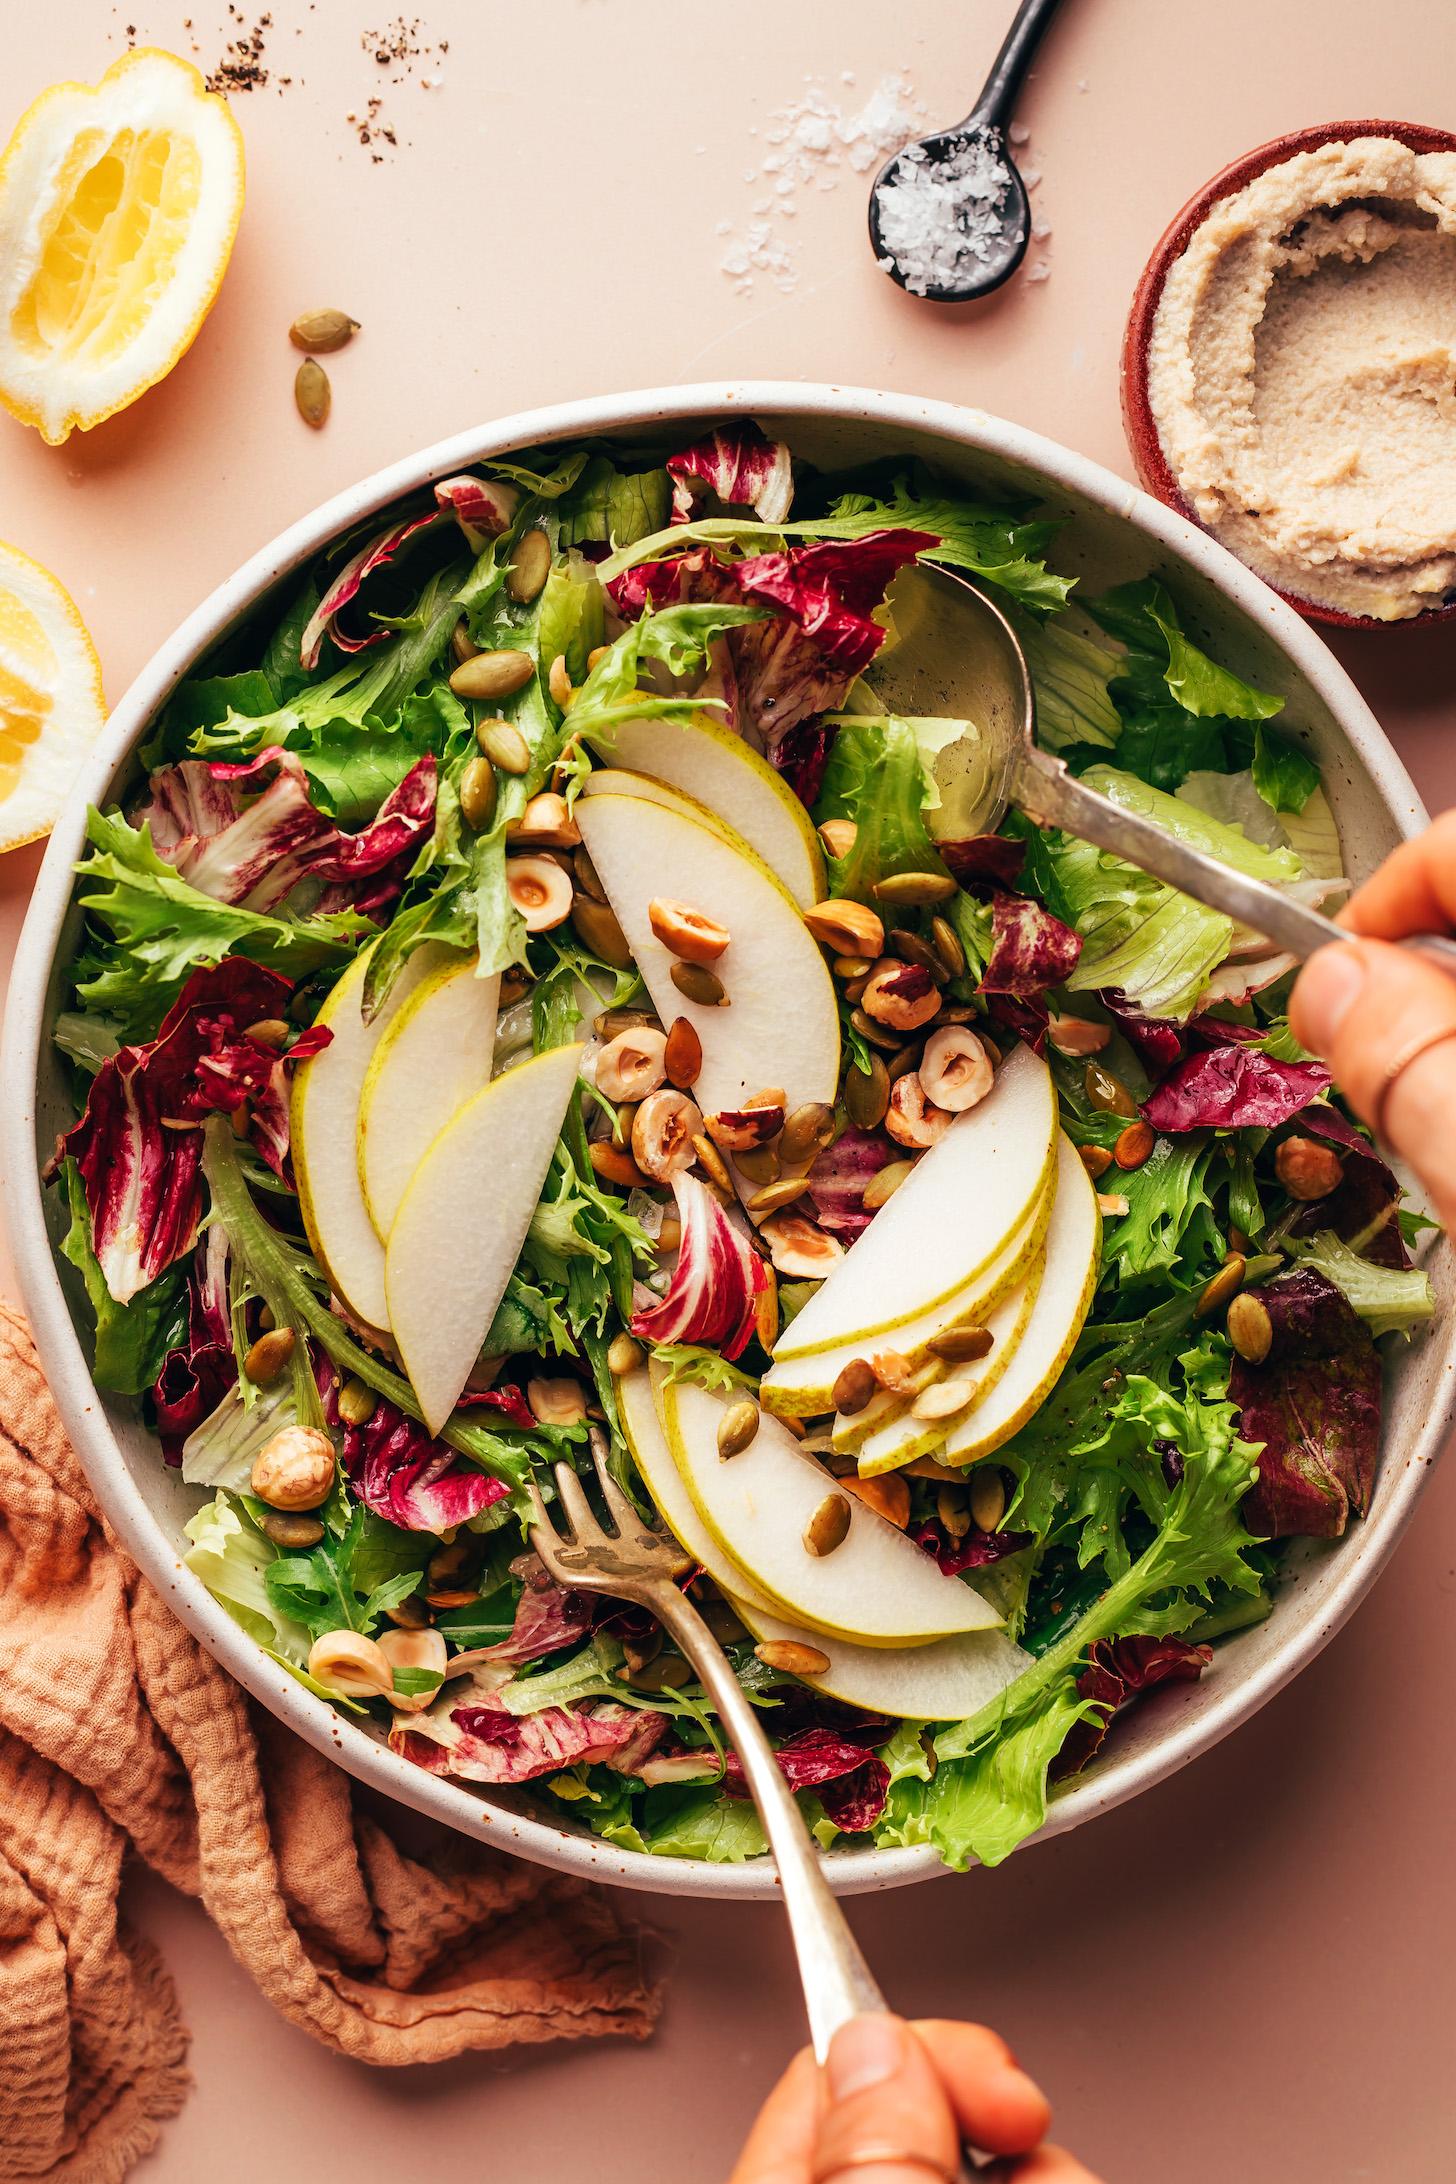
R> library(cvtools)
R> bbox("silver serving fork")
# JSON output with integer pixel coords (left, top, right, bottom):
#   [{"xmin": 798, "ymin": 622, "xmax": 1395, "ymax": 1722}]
[{"xmin": 529, "ymin": 1441, "xmax": 989, "ymax": 2180}]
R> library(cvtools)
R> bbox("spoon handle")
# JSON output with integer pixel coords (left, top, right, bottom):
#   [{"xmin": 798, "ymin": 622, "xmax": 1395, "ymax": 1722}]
[
  {"xmin": 966, "ymin": 0, "xmax": 1068, "ymax": 131},
  {"xmin": 1015, "ymin": 747, "xmax": 1456, "ymax": 976}
]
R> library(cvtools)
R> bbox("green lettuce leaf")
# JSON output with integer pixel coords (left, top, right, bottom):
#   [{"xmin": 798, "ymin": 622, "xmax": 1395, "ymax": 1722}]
[
  {"xmin": 877, "ymin": 1679, "xmax": 1090, "ymax": 1869},
  {"xmin": 1251, "ymin": 722, "xmax": 1321, "ymax": 814},
  {"xmin": 1016, "ymin": 606, "xmax": 1124, "ymax": 751},
  {"xmin": 1089, "ymin": 579, "xmax": 1284, "ymax": 722},
  {"xmin": 815, "ymin": 715, "xmax": 945, "ymax": 900},
  {"xmin": 559, "ymin": 456, "xmax": 672, "ymax": 548},
  {"xmin": 1288, "ymin": 1231, "xmax": 1435, "ymax": 1339},
  {"xmin": 183, "ymin": 1490, "xmax": 309, "ymax": 1659}
]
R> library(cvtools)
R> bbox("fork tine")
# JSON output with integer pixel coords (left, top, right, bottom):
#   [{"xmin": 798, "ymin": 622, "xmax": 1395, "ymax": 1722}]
[
  {"xmin": 552, "ymin": 1460, "xmax": 599, "ymax": 1542},
  {"xmin": 588, "ymin": 1430, "xmax": 639, "ymax": 1536}
]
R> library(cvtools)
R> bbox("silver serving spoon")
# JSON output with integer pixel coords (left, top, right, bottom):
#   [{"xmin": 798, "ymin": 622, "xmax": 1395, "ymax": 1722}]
[
  {"xmin": 869, "ymin": 0, "xmax": 1067, "ymax": 301},
  {"xmin": 873, "ymin": 563, "xmax": 1456, "ymax": 977}
]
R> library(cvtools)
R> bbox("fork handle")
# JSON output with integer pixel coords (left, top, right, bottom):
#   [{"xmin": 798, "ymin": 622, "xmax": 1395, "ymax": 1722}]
[{"xmin": 649, "ymin": 1585, "xmax": 888, "ymax": 2055}]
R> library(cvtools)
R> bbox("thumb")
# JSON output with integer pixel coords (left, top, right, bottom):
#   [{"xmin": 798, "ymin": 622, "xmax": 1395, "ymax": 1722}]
[{"xmin": 813, "ymin": 2015, "xmax": 960, "ymax": 2184}]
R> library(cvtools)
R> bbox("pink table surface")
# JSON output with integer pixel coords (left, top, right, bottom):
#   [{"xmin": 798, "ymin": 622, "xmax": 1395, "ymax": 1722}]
[{"xmin": 3, "ymin": 4, "xmax": 1455, "ymax": 2179}]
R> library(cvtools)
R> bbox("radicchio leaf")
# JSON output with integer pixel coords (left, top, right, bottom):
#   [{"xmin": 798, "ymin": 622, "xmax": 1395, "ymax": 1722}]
[
  {"xmin": 299, "ymin": 506, "xmax": 445, "ymax": 669},
  {"xmin": 666, "ymin": 424, "xmax": 793, "ymax": 525},
  {"xmin": 394, "ymin": 1672, "xmax": 666, "ymax": 1785},
  {"xmin": 913, "ymin": 1519, "xmax": 1033, "ymax": 1575},
  {"xmin": 1141, "ymin": 1046, "xmax": 1332, "ymax": 1133},
  {"xmin": 341, "ymin": 1390, "xmax": 513, "ymax": 1531},
  {"xmin": 938, "ymin": 835, "xmax": 1027, "ymax": 889},
  {"xmin": 733, "ymin": 532, "xmax": 936, "ymax": 674},
  {"xmin": 1230, "ymin": 1267, "xmax": 1382, "ymax": 1538},
  {"xmin": 724, "ymin": 1726, "xmax": 891, "ymax": 1832},
  {"xmin": 488, "ymin": 1551, "xmax": 596, "ymax": 1662},
  {"xmin": 806, "ymin": 1127, "xmax": 899, "ymax": 1241},
  {"xmin": 152, "ymin": 1223, "xmax": 236, "ymax": 1462},
  {"xmin": 432, "ymin": 472, "xmax": 520, "ymax": 553},
  {"xmin": 58, "ymin": 962, "xmax": 327, "ymax": 1302},
  {"xmin": 1292, "ymin": 1107, "xmax": 1409, "ymax": 1268},
  {"xmin": 1056, "ymin": 1635, "xmax": 1212, "ymax": 1777},
  {"xmin": 141, "ymin": 746, "xmax": 436, "ymax": 916},
  {"xmin": 630, "ymin": 1171, "xmax": 770, "ymax": 1360},
  {"xmin": 979, "ymin": 895, "xmax": 1082, "ymax": 997},
  {"xmin": 1097, "ymin": 989, "xmax": 1186, "ymax": 1077}
]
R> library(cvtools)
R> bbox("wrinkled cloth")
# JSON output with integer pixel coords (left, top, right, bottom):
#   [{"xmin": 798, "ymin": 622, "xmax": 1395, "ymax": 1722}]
[{"xmin": 0, "ymin": 1305, "xmax": 658, "ymax": 2181}]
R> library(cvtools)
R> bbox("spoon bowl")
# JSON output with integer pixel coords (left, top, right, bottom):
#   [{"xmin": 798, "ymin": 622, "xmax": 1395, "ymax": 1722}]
[{"xmin": 869, "ymin": 123, "xmax": 1031, "ymax": 302}]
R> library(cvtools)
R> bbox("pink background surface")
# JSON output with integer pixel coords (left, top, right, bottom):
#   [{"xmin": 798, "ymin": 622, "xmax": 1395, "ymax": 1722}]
[{"xmin": 2, "ymin": 4, "xmax": 1455, "ymax": 2178}]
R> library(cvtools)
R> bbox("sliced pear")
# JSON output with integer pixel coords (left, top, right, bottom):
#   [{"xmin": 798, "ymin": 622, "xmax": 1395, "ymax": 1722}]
[
  {"xmin": 617, "ymin": 1366, "xmax": 1030, "ymax": 1719},
  {"xmin": 580, "ymin": 765, "xmax": 740, "ymax": 845},
  {"xmin": 386, "ymin": 1044, "xmax": 583, "ymax": 1433},
  {"xmin": 759, "ymin": 1181, "xmax": 1052, "ymax": 1420},
  {"xmin": 939, "ymin": 1135, "xmax": 1102, "ymax": 1466},
  {"xmin": 290, "ymin": 943, "xmax": 435, "ymax": 1329},
  {"xmin": 841, "ymin": 1253, "xmax": 1046, "ymax": 1471},
  {"xmin": 582, "ymin": 713, "xmax": 824, "ymax": 908},
  {"xmin": 770, "ymin": 1044, "xmax": 1058, "ymax": 1360},
  {"xmin": 575, "ymin": 792, "xmax": 839, "ymax": 1123},
  {"xmin": 659, "ymin": 1377, "xmax": 1002, "ymax": 1645},
  {"xmin": 358, "ymin": 953, "xmax": 500, "ymax": 1242}
]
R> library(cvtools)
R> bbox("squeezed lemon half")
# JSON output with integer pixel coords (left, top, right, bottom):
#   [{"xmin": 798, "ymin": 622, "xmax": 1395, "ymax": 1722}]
[
  {"xmin": 0, "ymin": 48, "xmax": 244, "ymax": 444},
  {"xmin": 0, "ymin": 542, "xmax": 105, "ymax": 850}
]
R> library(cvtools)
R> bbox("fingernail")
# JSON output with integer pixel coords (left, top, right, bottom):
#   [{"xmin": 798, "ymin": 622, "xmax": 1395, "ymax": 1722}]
[
  {"xmin": 827, "ymin": 2014, "xmax": 907, "ymax": 2100},
  {"xmin": 1296, "ymin": 943, "xmax": 1368, "ymax": 1050}
]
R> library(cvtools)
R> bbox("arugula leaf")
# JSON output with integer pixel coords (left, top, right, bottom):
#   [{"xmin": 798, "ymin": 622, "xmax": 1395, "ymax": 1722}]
[
  {"xmin": 58, "ymin": 1157, "xmax": 188, "ymax": 1394},
  {"xmin": 264, "ymin": 1502, "xmax": 423, "ymax": 1643}
]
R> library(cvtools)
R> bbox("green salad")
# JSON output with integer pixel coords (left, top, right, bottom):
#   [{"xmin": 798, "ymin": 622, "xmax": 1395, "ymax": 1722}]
[{"xmin": 50, "ymin": 422, "xmax": 1434, "ymax": 1868}]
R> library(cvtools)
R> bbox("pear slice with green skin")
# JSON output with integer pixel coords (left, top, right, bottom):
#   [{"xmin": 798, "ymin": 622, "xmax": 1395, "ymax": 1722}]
[
  {"xmin": 574, "ymin": 792, "xmax": 839, "ymax": 1125},
  {"xmin": 617, "ymin": 1366, "xmax": 1029, "ymax": 1719},
  {"xmin": 290, "ymin": 941, "xmax": 436, "ymax": 1330},
  {"xmin": 581, "ymin": 713, "xmax": 824, "ymax": 908},
  {"xmin": 835, "ymin": 1251, "xmax": 1046, "ymax": 1469},
  {"xmin": 769, "ymin": 1043, "xmax": 1058, "ymax": 1362},
  {"xmin": 758, "ymin": 1174, "xmax": 1053, "ymax": 1421},
  {"xmin": 386, "ymin": 1044, "xmax": 583, "ymax": 1434},
  {"xmin": 659, "ymin": 1376, "xmax": 1002, "ymax": 1646},
  {"xmin": 358, "ymin": 953, "xmax": 500, "ymax": 1243},
  {"xmin": 934, "ymin": 1135, "xmax": 1101, "ymax": 1468}
]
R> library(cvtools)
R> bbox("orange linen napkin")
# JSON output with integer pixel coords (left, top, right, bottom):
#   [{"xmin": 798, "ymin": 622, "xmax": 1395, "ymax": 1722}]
[{"xmin": 0, "ymin": 1303, "xmax": 659, "ymax": 2181}]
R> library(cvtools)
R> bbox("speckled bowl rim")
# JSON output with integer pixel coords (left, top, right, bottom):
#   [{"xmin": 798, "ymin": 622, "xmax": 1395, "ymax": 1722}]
[{"xmin": 4, "ymin": 380, "xmax": 1452, "ymax": 1900}]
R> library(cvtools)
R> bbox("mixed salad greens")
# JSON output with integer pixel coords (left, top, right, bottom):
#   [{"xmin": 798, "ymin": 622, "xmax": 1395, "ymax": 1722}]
[{"xmin": 51, "ymin": 423, "xmax": 1435, "ymax": 1870}]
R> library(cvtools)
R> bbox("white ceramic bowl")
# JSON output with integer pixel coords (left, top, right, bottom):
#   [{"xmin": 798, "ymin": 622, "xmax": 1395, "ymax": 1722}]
[{"xmin": 4, "ymin": 383, "xmax": 1452, "ymax": 1900}]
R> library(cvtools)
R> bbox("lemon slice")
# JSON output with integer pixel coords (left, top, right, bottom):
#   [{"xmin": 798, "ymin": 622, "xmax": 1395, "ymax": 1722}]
[
  {"xmin": 0, "ymin": 542, "xmax": 105, "ymax": 850},
  {"xmin": 0, "ymin": 49, "xmax": 244, "ymax": 444}
]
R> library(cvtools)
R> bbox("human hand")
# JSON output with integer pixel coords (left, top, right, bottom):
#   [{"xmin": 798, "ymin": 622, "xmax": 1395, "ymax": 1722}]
[
  {"xmin": 1291, "ymin": 812, "xmax": 1456, "ymax": 1231},
  {"xmin": 727, "ymin": 2012, "xmax": 1104, "ymax": 2184}
]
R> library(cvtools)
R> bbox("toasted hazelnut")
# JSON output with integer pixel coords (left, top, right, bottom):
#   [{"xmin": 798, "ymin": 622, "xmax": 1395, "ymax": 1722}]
[
  {"xmin": 308, "ymin": 1630, "xmax": 394, "ymax": 1700},
  {"xmin": 377, "ymin": 1626, "xmax": 448, "ymax": 1714},
  {"xmin": 507, "ymin": 854, "xmax": 574, "ymax": 933},
  {"xmin": 507, "ymin": 790, "xmax": 580, "ymax": 849},
  {"xmin": 841, "ymin": 1472, "xmax": 911, "ymax": 1529},
  {"xmin": 818, "ymin": 818, "xmax": 858, "ymax": 860},
  {"xmin": 528, "ymin": 1375, "xmax": 588, "ymax": 1426},
  {"xmin": 1048, "ymin": 1014, "xmax": 1111, "ymax": 1057},
  {"xmin": 632, "ymin": 1089, "xmax": 704, "ymax": 1181},
  {"xmin": 250, "ymin": 1425, "xmax": 335, "ymax": 1511},
  {"xmin": 1274, "ymin": 1134, "xmax": 1345, "ymax": 1201},
  {"xmin": 859, "ymin": 958, "xmax": 942, "ymax": 1033},
  {"xmin": 917, "ymin": 1025, "xmax": 993, "ymax": 1113},
  {"xmin": 595, "ymin": 1026, "xmax": 668, "ymax": 1102},
  {"xmin": 648, "ymin": 897, "xmax": 730, "ymax": 962},
  {"xmin": 759, "ymin": 1211, "xmax": 844, "ymax": 1279},
  {"xmin": 802, "ymin": 899, "xmax": 884, "ymax": 957},
  {"xmin": 885, "ymin": 1074, "xmax": 954, "ymax": 1150},
  {"xmin": 706, "ymin": 1103, "xmax": 785, "ymax": 1153}
]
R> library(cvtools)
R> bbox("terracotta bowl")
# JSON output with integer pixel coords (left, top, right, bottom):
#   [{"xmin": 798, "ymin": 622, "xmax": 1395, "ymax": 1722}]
[
  {"xmin": 1121, "ymin": 119, "xmax": 1456, "ymax": 632},
  {"xmin": 4, "ymin": 382, "xmax": 1453, "ymax": 1898}
]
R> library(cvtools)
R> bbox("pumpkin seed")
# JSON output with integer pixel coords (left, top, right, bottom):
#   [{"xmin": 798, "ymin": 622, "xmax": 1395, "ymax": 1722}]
[
  {"xmin": 754, "ymin": 1639, "xmax": 830, "ymax": 1676},
  {"xmin": 289, "ymin": 307, "xmax": 359, "ymax": 353},
  {"xmin": 753, "ymin": 1259, "xmax": 780, "ymax": 1349},
  {"xmin": 843, "ymin": 1053, "xmax": 890, "ymax": 1129},
  {"xmin": 571, "ymin": 895, "xmax": 633, "ymax": 968},
  {"xmin": 1196, "ymin": 1253, "xmax": 1247, "ymax": 1319},
  {"xmin": 1114, "ymin": 1120, "xmax": 1155, "ymax": 1170},
  {"xmin": 476, "ymin": 716, "xmax": 531, "ymax": 773},
  {"xmin": 337, "ymin": 1377, "xmax": 377, "ymax": 1427},
  {"xmin": 508, "ymin": 527, "xmax": 552, "ymax": 604},
  {"xmin": 717, "ymin": 1399, "xmax": 761, "ymax": 1459},
  {"xmin": 451, "ymin": 619, "xmax": 480, "ymax": 665},
  {"xmin": 631, "ymin": 1652, "xmax": 693, "ymax": 1692},
  {"xmin": 573, "ymin": 845, "xmax": 607, "ymax": 902},
  {"xmin": 779, "ymin": 1101, "xmax": 836, "ymax": 1163},
  {"xmin": 459, "ymin": 756, "xmax": 498, "ymax": 832},
  {"xmin": 871, "ymin": 870, "xmax": 957, "ymax": 908},
  {"xmin": 244, "ymin": 1326, "xmax": 295, "ymax": 1386},
  {"xmin": 927, "ymin": 1324, "xmax": 994, "ymax": 1363},
  {"xmin": 670, "ymin": 960, "xmax": 728, "ymax": 1007},
  {"xmin": 606, "ymin": 1332, "xmax": 643, "ymax": 1376},
  {"xmin": 832, "ymin": 1357, "xmax": 876, "ymax": 1416},
  {"xmin": 969, "ymin": 1469, "xmax": 1006, "ymax": 1532},
  {"xmin": 1084, "ymin": 1061, "xmax": 1137, "ymax": 1117},
  {"xmin": 889, "ymin": 928, "xmax": 948, "ymax": 982},
  {"xmin": 849, "ymin": 1006, "xmax": 902, "ymax": 1052},
  {"xmin": 450, "ymin": 649, "xmax": 534, "ymax": 701},
  {"xmin": 911, "ymin": 1378, "xmax": 976, "ymax": 1421},
  {"xmin": 294, "ymin": 358, "xmax": 331, "ymax": 427},
  {"xmin": 746, "ymin": 1175, "xmax": 810, "ymax": 1215},
  {"xmin": 735, "ymin": 1142, "xmax": 781, "ymax": 1187},
  {"xmin": 1080, "ymin": 1144, "xmax": 1114, "ymax": 1179},
  {"xmin": 863, "ymin": 1159, "xmax": 913, "ymax": 1210},
  {"xmin": 244, "ymin": 1017, "xmax": 290, "ymax": 1050},
  {"xmin": 260, "ymin": 1509, "xmax": 325, "ymax": 1548},
  {"xmin": 692, "ymin": 1132, "xmax": 734, "ymax": 1195},
  {"xmin": 831, "ymin": 953, "xmax": 875, "ymax": 981},
  {"xmin": 1227, "ymin": 1291, "xmax": 1273, "ymax": 1363},
  {"xmin": 929, "ymin": 914, "xmax": 965, "ymax": 978},
  {"xmin": 803, "ymin": 1493, "xmax": 851, "ymax": 1556},
  {"xmin": 936, "ymin": 1482, "xmax": 970, "ymax": 1540}
]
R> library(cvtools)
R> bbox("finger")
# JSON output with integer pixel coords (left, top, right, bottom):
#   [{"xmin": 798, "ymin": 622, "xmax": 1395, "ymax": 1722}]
[
  {"xmin": 907, "ymin": 2021, "xmax": 1052, "ymax": 2156},
  {"xmin": 1289, "ymin": 937, "xmax": 1456, "ymax": 1231},
  {"xmin": 1341, "ymin": 808, "xmax": 1456, "ymax": 939},
  {"xmin": 727, "ymin": 2045, "xmax": 820, "ymax": 2184},
  {"xmin": 990, "ymin": 2146, "xmax": 1107, "ymax": 2183},
  {"xmin": 814, "ymin": 2014, "xmax": 959, "ymax": 2184}
]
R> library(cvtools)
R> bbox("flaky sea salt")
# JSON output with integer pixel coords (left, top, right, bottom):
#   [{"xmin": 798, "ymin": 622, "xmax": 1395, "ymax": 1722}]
[{"xmin": 872, "ymin": 131, "xmax": 1013, "ymax": 296}]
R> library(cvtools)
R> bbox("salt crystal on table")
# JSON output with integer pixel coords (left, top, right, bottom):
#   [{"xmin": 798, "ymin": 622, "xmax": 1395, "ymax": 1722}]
[
  {"xmin": 1009, "ymin": 122, "xmax": 1030, "ymax": 145},
  {"xmin": 1027, "ymin": 261, "xmax": 1051, "ymax": 282},
  {"xmin": 1033, "ymin": 220, "xmax": 1052, "ymax": 241}
]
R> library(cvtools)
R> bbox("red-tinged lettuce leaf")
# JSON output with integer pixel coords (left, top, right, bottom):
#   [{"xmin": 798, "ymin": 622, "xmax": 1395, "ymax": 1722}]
[
  {"xmin": 806, "ymin": 1127, "xmax": 899, "ymax": 1240},
  {"xmin": 141, "ymin": 746, "xmax": 436, "ymax": 916},
  {"xmin": 631, "ymin": 1171, "xmax": 770, "ymax": 1360},
  {"xmin": 1293, "ymin": 1107, "xmax": 1409, "ymax": 1268},
  {"xmin": 1230, "ymin": 1267, "xmax": 1382, "ymax": 1539},
  {"xmin": 488, "ymin": 1551, "xmax": 596, "ymax": 1662},
  {"xmin": 939, "ymin": 835, "xmax": 1027, "ymax": 889},
  {"xmin": 724, "ymin": 1726, "xmax": 891, "ymax": 1832},
  {"xmin": 913, "ymin": 1519, "xmax": 1033, "ymax": 1575},
  {"xmin": 58, "ymin": 962, "xmax": 327, "ymax": 1302},
  {"xmin": 298, "ymin": 506, "xmax": 445, "ymax": 669},
  {"xmin": 1098, "ymin": 988, "xmax": 1186, "ymax": 1077},
  {"xmin": 152, "ymin": 1224, "xmax": 235, "ymax": 1462},
  {"xmin": 341, "ymin": 1391, "xmax": 513, "ymax": 1532},
  {"xmin": 1056, "ymin": 1635, "xmax": 1212, "ymax": 1777},
  {"xmin": 1141, "ymin": 1045, "xmax": 1332, "ymax": 1133},
  {"xmin": 733, "ymin": 532, "xmax": 937, "ymax": 674},
  {"xmin": 979, "ymin": 895, "xmax": 1082, "ymax": 997},
  {"xmin": 432, "ymin": 472, "xmax": 519, "ymax": 553},
  {"xmin": 667, "ymin": 424, "xmax": 793, "ymax": 525},
  {"xmin": 395, "ymin": 1687, "xmax": 667, "ymax": 1785}
]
